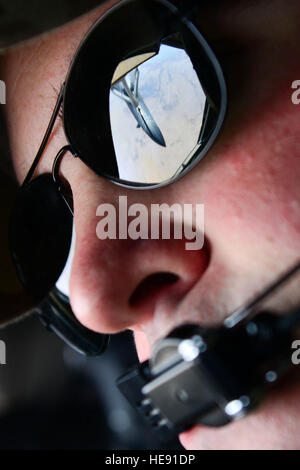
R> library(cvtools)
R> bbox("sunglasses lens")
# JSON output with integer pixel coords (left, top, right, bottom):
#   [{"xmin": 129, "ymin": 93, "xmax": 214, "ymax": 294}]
[
  {"xmin": 10, "ymin": 175, "xmax": 110, "ymax": 356},
  {"xmin": 10, "ymin": 174, "xmax": 73, "ymax": 303},
  {"xmin": 63, "ymin": 0, "xmax": 226, "ymax": 189}
]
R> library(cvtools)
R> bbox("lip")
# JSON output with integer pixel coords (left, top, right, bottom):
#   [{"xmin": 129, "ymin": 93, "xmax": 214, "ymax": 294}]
[
  {"xmin": 133, "ymin": 291, "xmax": 300, "ymax": 449},
  {"xmin": 133, "ymin": 275, "xmax": 277, "ymax": 368},
  {"xmin": 130, "ymin": 260, "xmax": 300, "ymax": 448},
  {"xmin": 178, "ymin": 368, "xmax": 300, "ymax": 450}
]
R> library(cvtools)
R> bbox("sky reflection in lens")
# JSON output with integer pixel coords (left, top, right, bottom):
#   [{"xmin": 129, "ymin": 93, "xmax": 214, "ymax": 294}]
[{"xmin": 110, "ymin": 44, "xmax": 206, "ymax": 184}]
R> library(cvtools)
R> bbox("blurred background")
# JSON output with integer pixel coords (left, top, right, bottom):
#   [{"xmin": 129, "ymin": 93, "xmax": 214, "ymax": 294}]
[{"xmin": 0, "ymin": 315, "xmax": 182, "ymax": 449}]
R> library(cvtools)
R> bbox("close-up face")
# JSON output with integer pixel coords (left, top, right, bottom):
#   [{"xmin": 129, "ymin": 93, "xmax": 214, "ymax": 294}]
[{"xmin": 1, "ymin": 0, "xmax": 300, "ymax": 450}]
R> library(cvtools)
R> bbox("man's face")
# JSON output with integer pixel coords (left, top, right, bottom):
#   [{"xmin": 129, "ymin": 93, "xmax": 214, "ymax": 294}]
[{"xmin": 2, "ymin": 0, "xmax": 300, "ymax": 449}]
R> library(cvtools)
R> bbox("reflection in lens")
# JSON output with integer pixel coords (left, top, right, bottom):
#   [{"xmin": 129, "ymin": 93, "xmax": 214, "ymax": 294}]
[
  {"xmin": 112, "ymin": 68, "xmax": 166, "ymax": 148},
  {"xmin": 110, "ymin": 43, "xmax": 206, "ymax": 185}
]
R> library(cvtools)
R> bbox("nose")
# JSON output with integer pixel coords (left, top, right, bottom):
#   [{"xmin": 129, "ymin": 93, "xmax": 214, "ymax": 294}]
[{"xmin": 67, "ymin": 177, "xmax": 210, "ymax": 334}]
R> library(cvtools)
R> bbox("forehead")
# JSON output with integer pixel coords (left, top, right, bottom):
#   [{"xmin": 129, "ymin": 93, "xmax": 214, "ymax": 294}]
[
  {"xmin": 53, "ymin": 0, "xmax": 300, "ymax": 73},
  {"xmin": 84, "ymin": 0, "xmax": 300, "ymax": 52},
  {"xmin": 192, "ymin": 0, "xmax": 300, "ymax": 43}
]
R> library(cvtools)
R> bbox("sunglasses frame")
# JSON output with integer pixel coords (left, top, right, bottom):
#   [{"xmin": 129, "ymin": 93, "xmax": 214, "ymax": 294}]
[
  {"xmin": 62, "ymin": 0, "xmax": 227, "ymax": 189},
  {"xmin": 9, "ymin": 0, "xmax": 227, "ymax": 354}
]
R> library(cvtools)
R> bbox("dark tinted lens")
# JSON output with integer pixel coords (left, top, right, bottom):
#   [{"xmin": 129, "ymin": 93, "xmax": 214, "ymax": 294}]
[
  {"xmin": 0, "ymin": 170, "xmax": 34, "ymax": 322},
  {"xmin": 10, "ymin": 174, "xmax": 73, "ymax": 303},
  {"xmin": 63, "ymin": 0, "xmax": 226, "ymax": 188},
  {"xmin": 10, "ymin": 175, "xmax": 110, "ymax": 356}
]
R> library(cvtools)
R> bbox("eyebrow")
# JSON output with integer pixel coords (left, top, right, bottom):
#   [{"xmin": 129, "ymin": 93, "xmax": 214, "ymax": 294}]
[{"xmin": 195, "ymin": 0, "xmax": 300, "ymax": 46}]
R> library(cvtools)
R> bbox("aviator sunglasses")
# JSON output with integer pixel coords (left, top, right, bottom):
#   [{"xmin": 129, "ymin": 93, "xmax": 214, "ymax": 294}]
[{"xmin": 9, "ymin": 0, "xmax": 227, "ymax": 354}]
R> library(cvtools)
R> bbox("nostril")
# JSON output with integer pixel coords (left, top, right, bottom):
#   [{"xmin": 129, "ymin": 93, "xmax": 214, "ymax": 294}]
[{"xmin": 129, "ymin": 272, "xmax": 179, "ymax": 307}]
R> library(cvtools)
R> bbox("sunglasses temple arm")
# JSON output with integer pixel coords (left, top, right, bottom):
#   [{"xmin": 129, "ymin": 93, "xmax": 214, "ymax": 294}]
[
  {"xmin": 22, "ymin": 83, "xmax": 65, "ymax": 186},
  {"xmin": 52, "ymin": 145, "xmax": 74, "ymax": 216}
]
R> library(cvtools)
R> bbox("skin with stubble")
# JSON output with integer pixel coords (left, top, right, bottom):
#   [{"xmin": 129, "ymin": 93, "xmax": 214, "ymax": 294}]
[{"xmin": 2, "ymin": 0, "xmax": 300, "ymax": 450}]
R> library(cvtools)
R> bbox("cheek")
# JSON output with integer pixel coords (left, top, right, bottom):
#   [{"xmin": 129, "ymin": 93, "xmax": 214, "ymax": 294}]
[{"xmin": 201, "ymin": 87, "xmax": 300, "ymax": 258}]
